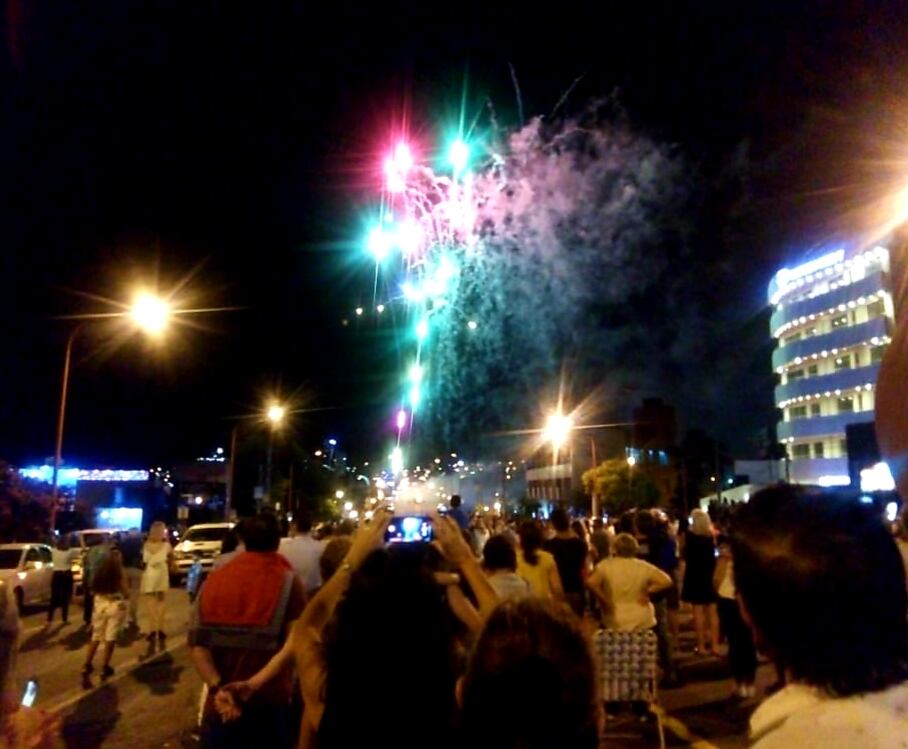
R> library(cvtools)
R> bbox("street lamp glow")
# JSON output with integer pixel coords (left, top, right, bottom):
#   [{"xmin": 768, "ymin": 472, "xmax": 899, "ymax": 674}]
[
  {"xmin": 355, "ymin": 307, "xmax": 364, "ymax": 316},
  {"xmin": 266, "ymin": 404, "xmax": 286, "ymax": 425},
  {"xmin": 627, "ymin": 455, "xmax": 637, "ymax": 467},
  {"xmin": 130, "ymin": 292, "xmax": 170, "ymax": 336},
  {"xmin": 543, "ymin": 411, "xmax": 573, "ymax": 450},
  {"xmin": 336, "ymin": 490, "xmax": 345, "ymax": 500}
]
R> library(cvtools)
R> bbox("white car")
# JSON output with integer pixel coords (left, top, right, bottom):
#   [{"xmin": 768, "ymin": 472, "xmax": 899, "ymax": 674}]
[
  {"xmin": 171, "ymin": 523, "xmax": 234, "ymax": 577},
  {"xmin": 0, "ymin": 543, "xmax": 54, "ymax": 612}
]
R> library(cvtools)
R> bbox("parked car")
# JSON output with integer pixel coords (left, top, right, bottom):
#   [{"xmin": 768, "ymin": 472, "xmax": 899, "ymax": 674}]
[
  {"xmin": 65, "ymin": 528, "xmax": 122, "ymax": 591},
  {"xmin": 171, "ymin": 523, "xmax": 234, "ymax": 578},
  {"xmin": 0, "ymin": 543, "xmax": 54, "ymax": 612}
]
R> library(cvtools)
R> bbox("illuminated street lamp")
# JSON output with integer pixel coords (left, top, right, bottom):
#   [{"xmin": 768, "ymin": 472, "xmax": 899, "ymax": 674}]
[
  {"xmin": 51, "ymin": 291, "xmax": 173, "ymax": 527},
  {"xmin": 543, "ymin": 411, "xmax": 574, "ymax": 452},
  {"xmin": 264, "ymin": 401, "xmax": 287, "ymax": 506}
]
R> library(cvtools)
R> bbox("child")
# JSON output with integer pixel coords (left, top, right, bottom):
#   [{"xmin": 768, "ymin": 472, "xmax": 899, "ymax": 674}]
[{"xmin": 82, "ymin": 548, "xmax": 130, "ymax": 681}]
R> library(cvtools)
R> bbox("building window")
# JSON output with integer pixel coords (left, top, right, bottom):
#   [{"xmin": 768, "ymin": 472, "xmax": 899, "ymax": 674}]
[
  {"xmin": 787, "ymin": 369, "xmax": 805, "ymax": 382},
  {"xmin": 792, "ymin": 444, "xmax": 811, "ymax": 459},
  {"xmin": 789, "ymin": 405, "xmax": 808, "ymax": 419},
  {"xmin": 807, "ymin": 364, "xmax": 818, "ymax": 377},
  {"xmin": 837, "ymin": 396, "xmax": 854, "ymax": 413},
  {"xmin": 831, "ymin": 314, "xmax": 849, "ymax": 329},
  {"xmin": 783, "ymin": 332, "xmax": 802, "ymax": 346},
  {"xmin": 867, "ymin": 300, "xmax": 885, "ymax": 318},
  {"xmin": 810, "ymin": 403, "xmax": 821, "ymax": 417},
  {"xmin": 813, "ymin": 442, "xmax": 825, "ymax": 458},
  {"xmin": 871, "ymin": 346, "xmax": 885, "ymax": 363},
  {"xmin": 834, "ymin": 355, "xmax": 852, "ymax": 371},
  {"xmin": 839, "ymin": 439, "xmax": 848, "ymax": 456}
]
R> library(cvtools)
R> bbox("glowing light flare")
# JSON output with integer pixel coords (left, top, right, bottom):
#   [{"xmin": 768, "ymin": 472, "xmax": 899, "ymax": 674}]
[
  {"xmin": 130, "ymin": 292, "xmax": 170, "ymax": 336},
  {"xmin": 266, "ymin": 404, "xmax": 286, "ymax": 425},
  {"xmin": 384, "ymin": 143, "xmax": 414, "ymax": 193},
  {"xmin": 395, "ymin": 219, "xmax": 423, "ymax": 256},
  {"xmin": 543, "ymin": 411, "xmax": 574, "ymax": 451},
  {"xmin": 396, "ymin": 409, "xmax": 407, "ymax": 431},
  {"xmin": 367, "ymin": 227, "xmax": 393, "ymax": 262},
  {"xmin": 448, "ymin": 139, "xmax": 470, "ymax": 174},
  {"xmin": 390, "ymin": 446, "xmax": 404, "ymax": 475},
  {"xmin": 408, "ymin": 363, "xmax": 424, "ymax": 383},
  {"xmin": 409, "ymin": 384, "xmax": 421, "ymax": 410},
  {"xmin": 415, "ymin": 318, "xmax": 429, "ymax": 341},
  {"xmin": 467, "ymin": 320, "xmax": 478, "ymax": 331}
]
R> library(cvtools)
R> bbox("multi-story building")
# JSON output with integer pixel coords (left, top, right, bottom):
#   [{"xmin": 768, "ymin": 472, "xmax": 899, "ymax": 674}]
[{"xmin": 769, "ymin": 244, "xmax": 895, "ymax": 485}]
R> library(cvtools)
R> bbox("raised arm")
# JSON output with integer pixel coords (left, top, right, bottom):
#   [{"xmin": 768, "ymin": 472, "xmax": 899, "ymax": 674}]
[{"xmin": 431, "ymin": 513, "xmax": 499, "ymax": 618}]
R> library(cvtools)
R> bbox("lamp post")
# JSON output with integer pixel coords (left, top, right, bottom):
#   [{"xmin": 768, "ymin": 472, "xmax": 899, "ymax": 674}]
[
  {"xmin": 543, "ymin": 410, "xmax": 573, "ymax": 503},
  {"xmin": 50, "ymin": 292, "xmax": 171, "ymax": 530},
  {"xmin": 264, "ymin": 402, "xmax": 286, "ymax": 507},
  {"xmin": 626, "ymin": 454, "xmax": 636, "ymax": 504}
]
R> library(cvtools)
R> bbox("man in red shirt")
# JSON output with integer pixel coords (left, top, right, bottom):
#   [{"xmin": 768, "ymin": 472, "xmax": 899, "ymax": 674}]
[{"xmin": 189, "ymin": 513, "xmax": 305, "ymax": 749}]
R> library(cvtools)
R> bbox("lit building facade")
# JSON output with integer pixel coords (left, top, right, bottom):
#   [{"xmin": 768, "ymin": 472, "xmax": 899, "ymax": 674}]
[{"xmin": 769, "ymin": 245, "xmax": 895, "ymax": 486}]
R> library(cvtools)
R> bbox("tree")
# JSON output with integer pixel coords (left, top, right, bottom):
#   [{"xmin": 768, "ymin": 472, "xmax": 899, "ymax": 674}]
[
  {"xmin": 0, "ymin": 461, "xmax": 52, "ymax": 541},
  {"xmin": 582, "ymin": 458, "xmax": 660, "ymax": 517}
]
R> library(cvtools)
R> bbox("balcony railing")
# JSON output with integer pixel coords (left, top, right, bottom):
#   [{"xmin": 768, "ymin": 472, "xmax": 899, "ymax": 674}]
[
  {"xmin": 778, "ymin": 410, "xmax": 874, "ymax": 440},
  {"xmin": 770, "ymin": 272, "xmax": 885, "ymax": 334},
  {"xmin": 772, "ymin": 317, "xmax": 888, "ymax": 370},
  {"xmin": 775, "ymin": 363, "xmax": 880, "ymax": 404}
]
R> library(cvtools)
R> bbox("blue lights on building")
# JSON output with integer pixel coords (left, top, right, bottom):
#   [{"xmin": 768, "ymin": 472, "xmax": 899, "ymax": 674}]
[
  {"xmin": 19, "ymin": 465, "xmax": 150, "ymax": 486},
  {"xmin": 769, "ymin": 245, "xmax": 894, "ymax": 486}
]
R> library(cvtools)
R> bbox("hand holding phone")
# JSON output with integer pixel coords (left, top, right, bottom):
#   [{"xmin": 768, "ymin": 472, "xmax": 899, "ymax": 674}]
[{"xmin": 21, "ymin": 679, "xmax": 37, "ymax": 708}]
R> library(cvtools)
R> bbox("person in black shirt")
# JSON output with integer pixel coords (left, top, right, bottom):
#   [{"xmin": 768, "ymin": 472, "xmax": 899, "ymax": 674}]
[{"xmin": 544, "ymin": 508, "xmax": 589, "ymax": 617}]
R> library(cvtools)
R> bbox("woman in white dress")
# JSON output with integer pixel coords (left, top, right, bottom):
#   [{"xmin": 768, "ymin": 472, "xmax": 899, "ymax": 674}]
[{"xmin": 141, "ymin": 522, "xmax": 172, "ymax": 644}]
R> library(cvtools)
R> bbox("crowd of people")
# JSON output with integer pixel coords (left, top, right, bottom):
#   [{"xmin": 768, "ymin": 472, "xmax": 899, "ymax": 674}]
[
  {"xmin": 0, "ymin": 486, "xmax": 906, "ymax": 748},
  {"xmin": 181, "ymin": 489, "xmax": 908, "ymax": 749}
]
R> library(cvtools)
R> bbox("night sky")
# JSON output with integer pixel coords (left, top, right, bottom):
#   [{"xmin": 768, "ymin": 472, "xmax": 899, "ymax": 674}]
[{"xmin": 2, "ymin": 1, "xmax": 907, "ymax": 468}]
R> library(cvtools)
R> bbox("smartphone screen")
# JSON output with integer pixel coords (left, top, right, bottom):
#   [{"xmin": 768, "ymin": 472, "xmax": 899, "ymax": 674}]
[
  {"xmin": 384, "ymin": 516, "xmax": 433, "ymax": 544},
  {"xmin": 21, "ymin": 679, "xmax": 38, "ymax": 707}
]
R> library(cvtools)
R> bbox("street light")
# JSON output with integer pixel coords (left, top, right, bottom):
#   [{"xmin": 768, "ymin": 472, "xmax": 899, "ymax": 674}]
[
  {"xmin": 264, "ymin": 401, "xmax": 286, "ymax": 506},
  {"xmin": 543, "ymin": 411, "xmax": 574, "ymax": 452},
  {"xmin": 51, "ymin": 291, "xmax": 173, "ymax": 527}
]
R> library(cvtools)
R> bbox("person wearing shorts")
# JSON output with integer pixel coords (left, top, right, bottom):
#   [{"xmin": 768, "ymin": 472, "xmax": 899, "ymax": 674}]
[{"xmin": 82, "ymin": 549, "xmax": 129, "ymax": 681}]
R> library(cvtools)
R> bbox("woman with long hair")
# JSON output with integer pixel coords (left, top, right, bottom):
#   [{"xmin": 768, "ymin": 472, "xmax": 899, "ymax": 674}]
[
  {"xmin": 681, "ymin": 509, "xmax": 720, "ymax": 654},
  {"xmin": 140, "ymin": 522, "xmax": 172, "ymax": 644},
  {"xmin": 516, "ymin": 521, "xmax": 565, "ymax": 602},
  {"xmin": 82, "ymin": 549, "xmax": 129, "ymax": 680}
]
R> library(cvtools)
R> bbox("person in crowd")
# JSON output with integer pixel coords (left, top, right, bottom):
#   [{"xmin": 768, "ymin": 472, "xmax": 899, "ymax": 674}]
[
  {"xmin": 117, "ymin": 531, "xmax": 144, "ymax": 630},
  {"xmin": 189, "ymin": 513, "xmax": 306, "ymax": 749},
  {"xmin": 713, "ymin": 535, "xmax": 756, "ymax": 699},
  {"xmin": 279, "ymin": 512, "xmax": 324, "ymax": 595},
  {"xmin": 682, "ymin": 508, "xmax": 719, "ymax": 655},
  {"xmin": 458, "ymin": 598, "xmax": 599, "ymax": 749},
  {"xmin": 448, "ymin": 494, "xmax": 468, "ymax": 530},
  {"xmin": 469, "ymin": 513, "xmax": 491, "ymax": 556},
  {"xmin": 212, "ymin": 522, "xmax": 244, "ymax": 570},
  {"xmin": 141, "ymin": 521, "xmax": 172, "ymax": 644},
  {"xmin": 544, "ymin": 508, "xmax": 589, "ymax": 617},
  {"xmin": 81, "ymin": 536, "xmax": 112, "ymax": 627},
  {"xmin": 732, "ymin": 485, "xmax": 908, "ymax": 748},
  {"xmin": 82, "ymin": 548, "xmax": 129, "ymax": 681},
  {"xmin": 482, "ymin": 534, "xmax": 530, "ymax": 601},
  {"xmin": 47, "ymin": 538, "xmax": 76, "ymax": 626},
  {"xmin": 317, "ymin": 536, "xmax": 352, "ymax": 588},
  {"xmin": 215, "ymin": 511, "xmax": 498, "ymax": 749},
  {"xmin": 516, "ymin": 521, "xmax": 565, "ymax": 603},
  {"xmin": 586, "ymin": 533, "xmax": 672, "ymax": 631},
  {"xmin": 896, "ymin": 506, "xmax": 908, "ymax": 591},
  {"xmin": 1, "ymin": 581, "xmax": 60, "ymax": 748},
  {"xmin": 635, "ymin": 510, "xmax": 680, "ymax": 684},
  {"xmin": 589, "ymin": 517, "xmax": 610, "ymax": 562}
]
